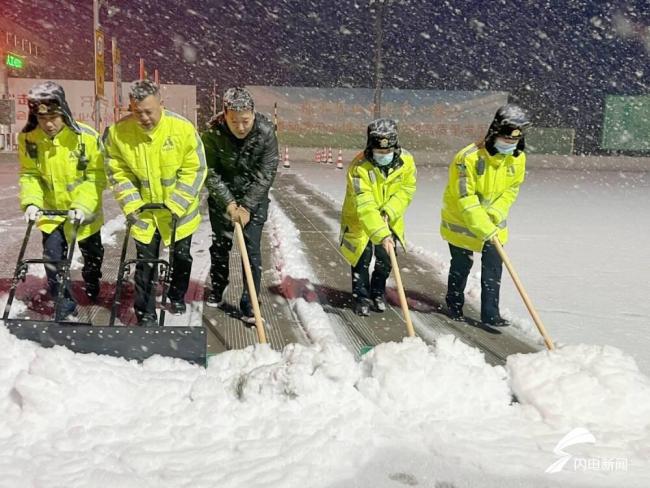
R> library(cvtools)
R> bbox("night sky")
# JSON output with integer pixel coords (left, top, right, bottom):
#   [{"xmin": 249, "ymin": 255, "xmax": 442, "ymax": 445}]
[{"xmin": 3, "ymin": 0, "xmax": 650, "ymax": 152}]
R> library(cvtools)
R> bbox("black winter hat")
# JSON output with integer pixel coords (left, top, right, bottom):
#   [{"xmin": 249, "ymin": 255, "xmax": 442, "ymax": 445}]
[
  {"xmin": 366, "ymin": 118, "xmax": 399, "ymax": 149},
  {"xmin": 485, "ymin": 104, "xmax": 531, "ymax": 156},
  {"xmin": 486, "ymin": 104, "xmax": 531, "ymax": 140},
  {"xmin": 23, "ymin": 81, "xmax": 81, "ymax": 134},
  {"xmin": 223, "ymin": 87, "xmax": 255, "ymax": 112}
]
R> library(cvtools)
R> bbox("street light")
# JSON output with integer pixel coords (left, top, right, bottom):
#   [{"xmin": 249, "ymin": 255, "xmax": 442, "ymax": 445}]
[{"xmin": 370, "ymin": 0, "xmax": 386, "ymax": 119}]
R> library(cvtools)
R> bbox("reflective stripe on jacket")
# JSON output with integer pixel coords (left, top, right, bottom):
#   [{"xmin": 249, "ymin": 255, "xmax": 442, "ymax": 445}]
[
  {"xmin": 440, "ymin": 142, "xmax": 525, "ymax": 252},
  {"xmin": 339, "ymin": 150, "xmax": 417, "ymax": 266},
  {"xmin": 104, "ymin": 110, "xmax": 207, "ymax": 245},
  {"xmin": 18, "ymin": 122, "xmax": 106, "ymax": 242}
]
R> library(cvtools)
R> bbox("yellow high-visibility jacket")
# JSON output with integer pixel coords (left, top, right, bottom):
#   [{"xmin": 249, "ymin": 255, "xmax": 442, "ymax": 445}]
[
  {"xmin": 104, "ymin": 110, "xmax": 207, "ymax": 245},
  {"xmin": 339, "ymin": 150, "xmax": 417, "ymax": 266},
  {"xmin": 440, "ymin": 142, "xmax": 525, "ymax": 252},
  {"xmin": 18, "ymin": 122, "xmax": 106, "ymax": 242}
]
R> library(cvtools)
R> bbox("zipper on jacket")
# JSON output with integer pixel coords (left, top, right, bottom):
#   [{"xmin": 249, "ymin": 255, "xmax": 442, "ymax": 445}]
[{"xmin": 144, "ymin": 142, "xmax": 152, "ymax": 202}]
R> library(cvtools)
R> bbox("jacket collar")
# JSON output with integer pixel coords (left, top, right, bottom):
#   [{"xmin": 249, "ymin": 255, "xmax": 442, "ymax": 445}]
[
  {"xmin": 480, "ymin": 146, "xmax": 510, "ymax": 168},
  {"xmin": 137, "ymin": 110, "xmax": 166, "ymax": 140},
  {"xmin": 32, "ymin": 124, "xmax": 74, "ymax": 145}
]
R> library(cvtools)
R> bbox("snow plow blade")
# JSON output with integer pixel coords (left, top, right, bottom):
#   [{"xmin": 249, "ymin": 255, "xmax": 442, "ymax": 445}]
[{"xmin": 4, "ymin": 320, "xmax": 207, "ymax": 366}]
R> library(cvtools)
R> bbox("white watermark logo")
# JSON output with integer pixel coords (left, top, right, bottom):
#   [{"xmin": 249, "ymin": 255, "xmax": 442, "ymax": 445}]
[{"xmin": 546, "ymin": 427, "xmax": 629, "ymax": 474}]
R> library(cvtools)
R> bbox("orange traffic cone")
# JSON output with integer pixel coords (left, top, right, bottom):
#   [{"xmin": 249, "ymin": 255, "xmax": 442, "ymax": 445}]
[
  {"xmin": 315, "ymin": 148, "xmax": 320, "ymax": 164},
  {"xmin": 283, "ymin": 146, "xmax": 290, "ymax": 168},
  {"xmin": 336, "ymin": 148, "xmax": 343, "ymax": 169},
  {"xmin": 322, "ymin": 147, "xmax": 327, "ymax": 163},
  {"xmin": 327, "ymin": 147, "xmax": 333, "ymax": 164}
]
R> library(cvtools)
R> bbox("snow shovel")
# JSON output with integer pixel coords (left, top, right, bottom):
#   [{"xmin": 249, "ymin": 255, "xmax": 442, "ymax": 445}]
[
  {"xmin": 6, "ymin": 205, "xmax": 207, "ymax": 366},
  {"xmin": 110, "ymin": 204, "xmax": 178, "ymax": 328},
  {"xmin": 490, "ymin": 236, "xmax": 554, "ymax": 350},
  {"xmin": 359, "ymin": 239, "xmax": 415, "ymax": 356},
  {"xmin": 3, "ymin": 210, "xmax": 81, "ymax": 323},
  {"xmin": 233, "ymin": 221, "xmax": 268, "ymax": 344},
  {"xmin": 388, "ymin": 244, "xmax": 415, "ymax": 338}
]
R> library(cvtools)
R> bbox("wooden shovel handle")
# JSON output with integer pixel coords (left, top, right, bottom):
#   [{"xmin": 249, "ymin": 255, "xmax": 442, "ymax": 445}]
[
  {"xmin": 234, "ymin": 221, "xmax": 267, "ymax": 344},
  {"xmin": 388, "ymin": 244, "xmax": 415, "ymax": 338},
  {"xmin": 491, "ymin": 237, "xmax": 554, "ymax": 350}
]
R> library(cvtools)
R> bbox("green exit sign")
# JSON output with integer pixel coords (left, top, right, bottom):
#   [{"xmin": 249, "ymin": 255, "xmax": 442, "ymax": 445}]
[{"xmin": 6, "ymin": 53, "xmax": 25, "ymax": 69}]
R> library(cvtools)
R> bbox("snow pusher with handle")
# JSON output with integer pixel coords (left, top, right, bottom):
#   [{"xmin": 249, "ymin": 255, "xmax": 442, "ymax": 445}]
[{"xmin": 3, "ymin": 205, "xmax": 207, "ymax": 366}]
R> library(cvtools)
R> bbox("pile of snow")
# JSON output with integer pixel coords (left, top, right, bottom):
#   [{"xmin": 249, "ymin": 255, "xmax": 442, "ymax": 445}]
[
  {"xmin": 357, "ymin": 335, "xmax": 512, "ymax": 423},
  {"xmin": 508, "ymin": 344, "xmax": 650, "ymax": 432},
  {"xmin": 100, "ymin": 215, "xmax": 126, "ymax": 247},
  {"xmin": 0, "ymin": 293, "xmax": 29, "ymax": 319},
  {"xmin": 267, "ymin": 200, "xmax": 341, "ymax": 346},
  {"xmin": 1, "ymin": 321, "xmax": 649, "ymax": 486}
]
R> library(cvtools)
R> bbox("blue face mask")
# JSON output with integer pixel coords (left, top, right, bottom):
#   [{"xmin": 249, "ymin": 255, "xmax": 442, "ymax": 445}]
[
  {"xmin": 494, "ymin": 140, "xmax": 518, "ymax": 155},
  {"xmin": 373, "ymin": 151, "xmax": 394, "ymax": 166}
]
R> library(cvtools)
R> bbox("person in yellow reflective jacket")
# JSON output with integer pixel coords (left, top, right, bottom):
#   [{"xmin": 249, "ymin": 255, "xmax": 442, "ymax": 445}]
[
  {"xmin": 104, "ymin": 80, "xmax": 207, "ymax": 326},
  {"xmin": 440, "ymin": 104, "xmax": 531, "ymax": 327},
  {"xmin": 18, "ymin": 81, "xmax": 106, "ymax": 319},
  {"xmin": 339, "ymin": 119, "xmax": 416, "ymax": 316}
]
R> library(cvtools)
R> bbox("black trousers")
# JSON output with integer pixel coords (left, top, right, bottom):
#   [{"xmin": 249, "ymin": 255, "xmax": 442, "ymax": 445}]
[
  {"xmin": 446, "ymin": 241, "xmax": 503, "ymax": 324},
  {"xmin": 209, "ymin": 198, "xmax": 269, "ymax": 315},
  {"xmin": 134, "ymin": 230, "xmax": 193, "ymax": 322},
  {"xmin": 351, "ymin": 240, "xmax": 392, "ymax": 304},
  {"xmin": 42, "ymin": 227, "xmax": 104, "ymax": 300}
]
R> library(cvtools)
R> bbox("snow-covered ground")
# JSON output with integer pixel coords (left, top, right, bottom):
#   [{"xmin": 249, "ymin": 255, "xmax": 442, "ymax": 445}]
[
  {"xmin": 1, "ymin": 160, "xmax": 649, "ymax": 487},
  {"xmin": 285, "ymin": 161, "xmax": 650, "ymax": 376},
  {"xmin": 2, "ymin": 321, "xmax": 649, "ymax": 488}
]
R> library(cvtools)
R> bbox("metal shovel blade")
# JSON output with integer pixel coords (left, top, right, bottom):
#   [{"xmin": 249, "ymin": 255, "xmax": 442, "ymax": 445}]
[{"xmin": 4, "ymin": 320, "xmax": 207, "ymax": 366}]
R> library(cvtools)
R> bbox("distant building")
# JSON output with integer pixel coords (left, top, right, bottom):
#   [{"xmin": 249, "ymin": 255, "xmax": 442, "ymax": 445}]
[
  {"xmin": 0, "ymin": 18, "xmax": 49, "ymax": 149},
  {"xmin": 7, "ymin": 77, "xmax": 196, "ymax": 134},
  {"xmin": 0, "ymin": 17, "xmax": 48, "ymax": 95}
]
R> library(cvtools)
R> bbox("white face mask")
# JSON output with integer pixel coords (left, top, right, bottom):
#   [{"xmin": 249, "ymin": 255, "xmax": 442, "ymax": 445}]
[
  {"xmin": 373, "ymin": 150, "xmax": 394, "ymax": 166},
  {"xmin": 494, "ymin": 139, "xmax": 518, "ymax": 155}
]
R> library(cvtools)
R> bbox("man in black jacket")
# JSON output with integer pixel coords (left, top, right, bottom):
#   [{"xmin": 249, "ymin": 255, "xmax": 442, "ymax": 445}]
[{"xmin": 201, "ymin": 87, "xmax": 279, "ymax": 322}]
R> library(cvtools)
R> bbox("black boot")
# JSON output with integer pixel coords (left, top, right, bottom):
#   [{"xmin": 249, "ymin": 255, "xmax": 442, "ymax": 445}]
[
  {"xmin": 354, "ymin": 300, "xmax": 370, "ymax": 316},
  {"xmin": 485, "ymin": 316, "xmax": 510, "ymax": 327},
  {"xmin": 84, "ymin": 280, "xmax": 100, "ymax": 302},
  {"xmin": 372, "ymin": 296, "xmax": 386, "ymax": 312},
  {"xmin": 447, "ymin": 306, "xmax": 464, "ymax": 321}
]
